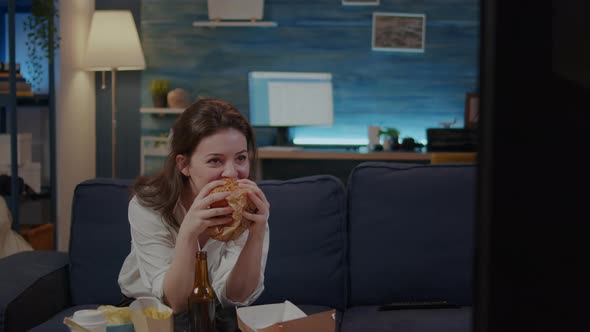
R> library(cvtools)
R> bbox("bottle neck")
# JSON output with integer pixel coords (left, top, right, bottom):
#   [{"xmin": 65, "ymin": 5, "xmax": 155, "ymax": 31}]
[{"xmin": 194, "ymin": 251, "xmax": 211, "ymax": 288}]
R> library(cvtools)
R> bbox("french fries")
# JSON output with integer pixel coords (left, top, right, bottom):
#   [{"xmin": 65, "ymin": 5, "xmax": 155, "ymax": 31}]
[
  {"xmin": 97, "ymin": 305, "xmax": 132, "ymax": 325},
  {"xmin": 143, "ymin": 306, "xmax": 172, "ymax": 320}
]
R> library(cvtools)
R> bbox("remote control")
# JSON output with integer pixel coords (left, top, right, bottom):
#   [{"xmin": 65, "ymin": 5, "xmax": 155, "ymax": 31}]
[{"xmin": 377, "ymin": 300, "xmax": 460, "ymax": 311}]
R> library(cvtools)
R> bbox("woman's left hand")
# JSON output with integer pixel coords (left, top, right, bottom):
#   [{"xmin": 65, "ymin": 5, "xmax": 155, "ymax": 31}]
[{"xmin": 237, "ymin": 179, "xmax": 270, "ymax": 235}]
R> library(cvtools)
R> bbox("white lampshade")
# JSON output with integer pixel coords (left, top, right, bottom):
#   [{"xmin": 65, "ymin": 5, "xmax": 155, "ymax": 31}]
[{"xmin": 84, "ymin": 10, "xmax": 146, "ymax": 71}]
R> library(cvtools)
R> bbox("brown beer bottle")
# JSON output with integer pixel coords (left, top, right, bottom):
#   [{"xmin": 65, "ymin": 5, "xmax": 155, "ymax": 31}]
[{"xmin": 188, "ymin": 251, "xmax": 216, "ymax": 332}]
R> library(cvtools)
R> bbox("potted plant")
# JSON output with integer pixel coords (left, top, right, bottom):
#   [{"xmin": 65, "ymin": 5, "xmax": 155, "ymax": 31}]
[
  {"xmin": 378, "ymin": 127, "xmax": 401, "ymax": 150},
  {"xmin": 150, "ymin": 79, "xmax": 170, "ymax": 108},
  {"xmin": 22, "ymin": 0, "xmax": 60, "ymax": 91}
]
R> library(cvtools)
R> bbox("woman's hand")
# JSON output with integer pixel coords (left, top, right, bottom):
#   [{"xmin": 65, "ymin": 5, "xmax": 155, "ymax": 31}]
[
  {"xmin": 179, "ymin": 179, "xmax": 235, "ymax": 242},
  {"xmin": 237, "ymin": 179, "xmax": 270, "ymax": 236}
]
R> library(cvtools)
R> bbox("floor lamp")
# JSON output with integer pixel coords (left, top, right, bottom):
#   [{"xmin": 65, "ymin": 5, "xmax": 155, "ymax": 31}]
[{"xmin": 84, "ymin": 10, "xmax": 146, "ymax": 178}]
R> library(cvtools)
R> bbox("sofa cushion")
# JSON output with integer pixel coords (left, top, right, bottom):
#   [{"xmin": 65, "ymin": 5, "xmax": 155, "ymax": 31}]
[
  {"xmin": 254, "ymin": 175, "xmax": 348, "ymax": 311},
  {"xmin": 348, "ymin": 162, "xmax": 476, "ymax": 306},
  {"xmin": 341, "ymin": 306, "xmax": 472, "ymax": 332},
  {"xmin": 0, "ymin": 251, "xmax": 70, "ymax": 332},
  {"xmin": 69, "ymin": 178, "xmax": 134, "ymax": 305}
]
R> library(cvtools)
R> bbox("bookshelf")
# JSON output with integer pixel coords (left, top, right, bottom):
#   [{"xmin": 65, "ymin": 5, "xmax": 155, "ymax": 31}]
[
  {"xmin": 0, "ymin": 0, "xmax": 56, "ymax": 249},
  {"xmin": 0, "ymin": 0, "xmax": 22, "ymax": 232}
]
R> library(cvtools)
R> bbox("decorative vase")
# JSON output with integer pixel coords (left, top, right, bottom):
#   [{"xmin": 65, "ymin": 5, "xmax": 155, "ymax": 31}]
[
  {"xmin": 152, "ymin": 94, "xmax": 166, "ymax": 108},
  {"xmin": 167, "ymin": 88, "xmax": 191, "ymax": 109}
]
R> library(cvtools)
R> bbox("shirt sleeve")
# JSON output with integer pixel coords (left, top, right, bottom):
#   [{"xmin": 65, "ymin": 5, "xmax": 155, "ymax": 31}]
[
  {"xmin": 210, "ymin": 222, "xmax": 270, "ymax": 308},
  {"xmin": 127, "ymin": 197, "xmax": 176, "ymax": 301}
]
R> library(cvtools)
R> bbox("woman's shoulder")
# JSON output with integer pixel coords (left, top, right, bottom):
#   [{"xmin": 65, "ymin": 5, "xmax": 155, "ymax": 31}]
[
  {"xmin": 128, "ymin": 194, "xmax": 146, "ymax": 210},
  {"xmin": 128, "ymin": 195, "xmax": 161, "ymax": 224}
]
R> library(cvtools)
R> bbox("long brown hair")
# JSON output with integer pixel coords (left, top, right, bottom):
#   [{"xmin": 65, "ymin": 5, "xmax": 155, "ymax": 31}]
[{"xmin": 133, "ymin": 98, "xmax": 258, "ymax": 230}]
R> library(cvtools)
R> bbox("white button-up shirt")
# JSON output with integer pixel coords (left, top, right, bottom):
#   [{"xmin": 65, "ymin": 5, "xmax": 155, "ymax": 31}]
[{"xmin": 118, "ymin": 196, "xmax": 269, "ymax": 308}]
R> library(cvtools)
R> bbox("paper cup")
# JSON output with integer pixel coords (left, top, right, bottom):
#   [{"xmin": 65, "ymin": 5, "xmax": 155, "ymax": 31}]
[{"xmin": 71, "ymin": 309, "xmax": 108, "ymax": 332}]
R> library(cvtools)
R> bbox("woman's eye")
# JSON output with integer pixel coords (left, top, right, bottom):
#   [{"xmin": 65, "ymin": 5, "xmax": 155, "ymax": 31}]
[
  {"xmin": 208, "ymin": 158, "xmax": 222, "ymax": 164},
  {"xmin": 237, "ymin": 155, "xmax": 248, "ymax": 162}
]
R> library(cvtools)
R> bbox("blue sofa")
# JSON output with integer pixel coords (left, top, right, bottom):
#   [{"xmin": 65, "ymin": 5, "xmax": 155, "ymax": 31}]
[{"xmin": 0, "ymin": 162, "xmax": 476, "ymax": 332}]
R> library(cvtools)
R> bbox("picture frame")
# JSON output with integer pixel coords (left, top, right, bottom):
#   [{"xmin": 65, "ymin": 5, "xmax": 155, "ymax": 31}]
[
  {"xmin": 372, "ymin": 12, "xmax": 426, "ymax": 52},
  {"xmin": 342, "ymin": 0, "xmax": 379, "ymax": 5},
  {"xmin": 464, "ymin": 92, "xmax": 480, "ymax": 128}
]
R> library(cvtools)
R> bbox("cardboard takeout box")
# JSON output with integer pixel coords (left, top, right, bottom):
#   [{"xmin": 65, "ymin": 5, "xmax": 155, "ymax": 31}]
[
  {"xmin": 237, "ymin": 300, "xmax": 335, "ymax": 332},
  {"xmin": 129, "ymin": 297, "xmax": 173, "ymax": 332}
]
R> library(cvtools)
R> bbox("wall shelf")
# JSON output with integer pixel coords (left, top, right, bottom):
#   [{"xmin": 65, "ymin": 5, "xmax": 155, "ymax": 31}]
[
  {"xmin": 192, "ymin": 21, "xmax": 278, "ymax": 27},
  {"xmin": 140, "ymin": 136, "xmax": 169, "ymax": 175},
  {"xmin": 140, "ymin": 107, "xmax": 184, "ymax": 114}
]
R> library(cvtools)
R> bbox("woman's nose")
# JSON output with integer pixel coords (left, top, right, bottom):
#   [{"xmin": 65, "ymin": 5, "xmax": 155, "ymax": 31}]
[{"xmin": 221, "ymin": 162, "xmax": 238, "ymax": 178}]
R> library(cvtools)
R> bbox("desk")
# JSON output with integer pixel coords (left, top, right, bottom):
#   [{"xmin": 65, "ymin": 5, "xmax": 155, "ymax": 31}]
[
  {"xmin": 256, "ymin": 150, "xmax": 475, "ymax": 182},
  {"xmin": 256, "ymin": 150, "xmax": 477, "ymax": 183},
  {"xmin": 257, "ymin": 150, "xmax": 432, "ymax": 161}
]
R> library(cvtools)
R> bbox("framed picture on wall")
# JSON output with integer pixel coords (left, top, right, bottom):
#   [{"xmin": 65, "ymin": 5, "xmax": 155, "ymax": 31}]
[
  {"xmin": 464, "ymin": 92, "xmax": 480, "ymax": 128},
  {"xmin": 372, "ymin": 12, "xmax": 426, "ymax": 52},
  {"xmin": 342, "ymin": 0, "xmax": 379, "ymax": 5}
]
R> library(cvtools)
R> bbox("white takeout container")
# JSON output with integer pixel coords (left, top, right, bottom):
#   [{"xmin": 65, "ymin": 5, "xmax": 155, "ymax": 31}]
[
  {"xmin": 70, "ymin": 309, "xmax": 108, "ymax": 332},
  {"xmin": 237, "ymin": 300, "xmax": 336, "ymax": 332}
]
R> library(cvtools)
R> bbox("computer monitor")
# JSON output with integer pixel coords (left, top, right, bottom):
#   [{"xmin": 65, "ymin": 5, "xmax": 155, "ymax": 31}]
[{"xmin": 248, "ymin": 71, "xmax": 334, "ymax": 146}]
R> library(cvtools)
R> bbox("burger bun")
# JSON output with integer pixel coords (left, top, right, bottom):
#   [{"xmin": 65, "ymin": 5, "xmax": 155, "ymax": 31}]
[{"xmin": 207, "ymin": 178, "xmax": 255, "ymax": 241}]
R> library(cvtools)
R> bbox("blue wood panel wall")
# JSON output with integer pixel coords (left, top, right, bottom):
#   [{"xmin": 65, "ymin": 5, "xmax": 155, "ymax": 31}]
[{"xmin": 140, "ymin": 0, "xmax": 479, "ymax": 145}]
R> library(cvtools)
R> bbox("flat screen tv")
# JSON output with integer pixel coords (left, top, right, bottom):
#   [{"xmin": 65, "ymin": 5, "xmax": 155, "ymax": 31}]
[{"xmin": 475, "ymin": 0, "xmax": 589, "ymax": 331}]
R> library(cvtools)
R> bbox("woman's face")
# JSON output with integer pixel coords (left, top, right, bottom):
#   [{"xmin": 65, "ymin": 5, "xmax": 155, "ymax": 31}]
[{"xmin": 178, "ymin": 128, "xmax": 250, "ymax": 196}]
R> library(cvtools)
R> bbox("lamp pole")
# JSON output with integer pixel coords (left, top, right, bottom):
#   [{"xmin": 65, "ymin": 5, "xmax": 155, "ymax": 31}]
[
  {"xmin": 111, "ymin": 68, "xmax": 117, "ymax": 178},
  {"xmin": 85, "ymin": 10, "xmax": 146, "ymax": 178}
]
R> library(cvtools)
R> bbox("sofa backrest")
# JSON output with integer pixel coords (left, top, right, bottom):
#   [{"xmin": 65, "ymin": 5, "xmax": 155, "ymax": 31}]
[
  {"xmin": 254, "ymin": 175, "xmax": 348, "ymax": 311},
  {"xmin": 347, "ymin": 162, "xmax": 476, "ymax": 307},
  {"xmin": 69, "ymin": 178, "xmax": 133, "ymax": 305},
  {"xmin": 69, "ymin": 176, "xmax": 349, "ymax": 310}
]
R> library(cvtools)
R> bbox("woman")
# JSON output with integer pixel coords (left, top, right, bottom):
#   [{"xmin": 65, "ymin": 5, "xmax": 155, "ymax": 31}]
[{"xmin": 118, "ymin": 98, "xmax": 270, "ymax": 329}]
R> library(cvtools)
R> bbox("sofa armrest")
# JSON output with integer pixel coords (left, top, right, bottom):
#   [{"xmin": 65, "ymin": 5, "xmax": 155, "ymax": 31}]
[{"xmin": 0, "ymin": 251, "xmax": 70, "ymax": 332}]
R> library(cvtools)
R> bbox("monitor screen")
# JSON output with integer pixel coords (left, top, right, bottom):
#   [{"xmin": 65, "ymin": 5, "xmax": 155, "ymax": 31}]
[{"xmin": 248, "ymin": 71, "xmax": 334, "ymax": 127}]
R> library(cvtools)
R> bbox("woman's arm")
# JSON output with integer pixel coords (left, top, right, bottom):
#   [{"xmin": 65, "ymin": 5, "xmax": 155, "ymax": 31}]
[
  {"xmin": 225, "ymin": 226, "xmax": 266, "ymax": 302},
  {"xmin": 225, "ymin": 180, "xmax": 270, "ymax": 302},
  {"xmin": 162, "ymin": 180, "xmax": 234, "ymax": 313},
  {"xmin": 162, "ymin": 230, "xmax": 199, "ymax": 313}
]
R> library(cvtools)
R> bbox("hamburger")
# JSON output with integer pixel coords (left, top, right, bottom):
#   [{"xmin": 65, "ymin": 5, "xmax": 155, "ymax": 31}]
[{"xmin": 208, "ymin": 178, "xmax": 256, "ymax": 242}]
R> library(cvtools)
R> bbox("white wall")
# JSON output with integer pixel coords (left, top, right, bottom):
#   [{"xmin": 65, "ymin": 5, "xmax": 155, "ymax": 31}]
[{"xmin": 56, "ymin": 0, "xmax": 96, "ymax": 251}]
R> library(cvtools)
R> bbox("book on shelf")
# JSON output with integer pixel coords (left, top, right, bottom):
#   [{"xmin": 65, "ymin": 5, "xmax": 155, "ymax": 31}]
[
  {"xmin": 0, "ymin": 81, "xmax": 31, "ymax": 91},
  {"xmin": 0, "ymin": 90, "xmax": 34, "ymax": 97},
  {"xmin": 0, "ymin": 77, "xmax": 26, "ymax": 83},
  {"xmin": 0, "ymin": 62, "xmax": 21, "ymax": 73},
  {"xmin": 0, "ymin": 68, "xmax": 33, "ymax": 95},
  {"xmin": 0, "ymin": 72, "xmax": 25, "ymax": 80}
]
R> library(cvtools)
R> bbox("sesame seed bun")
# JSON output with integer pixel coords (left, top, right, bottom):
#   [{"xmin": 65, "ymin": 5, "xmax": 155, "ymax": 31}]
[{"xmin": 207, "ymin": 178, "xmax": 255, "ymax": 241}]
